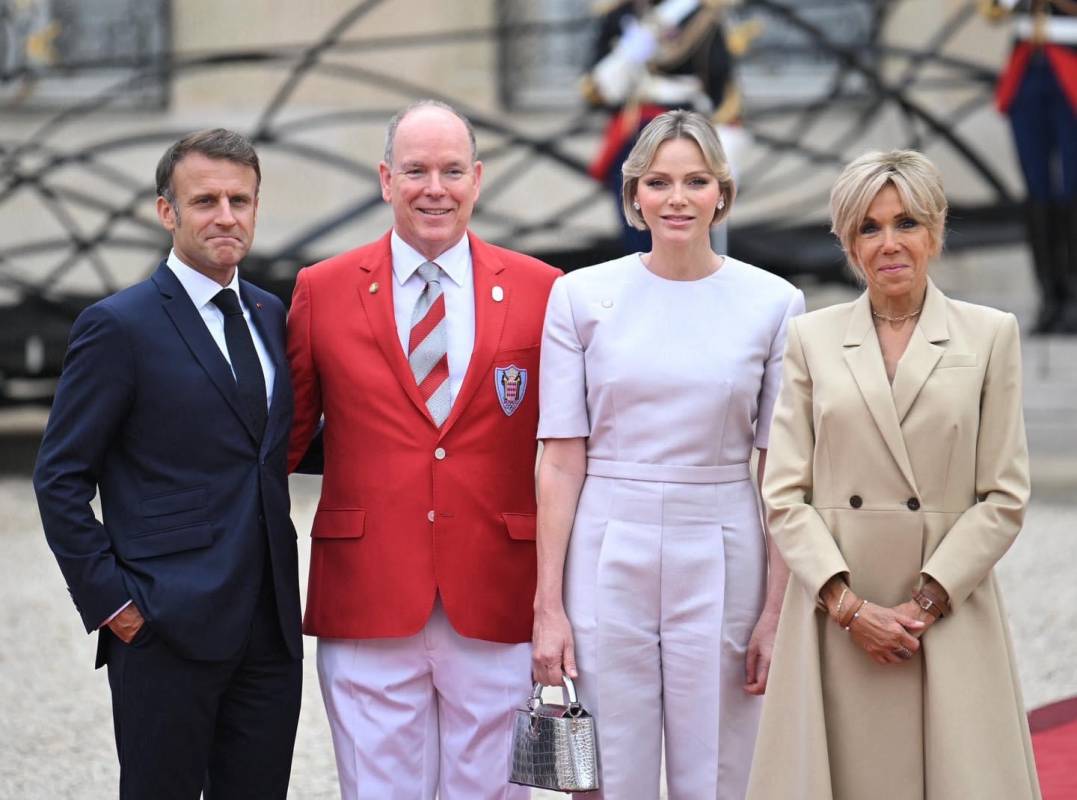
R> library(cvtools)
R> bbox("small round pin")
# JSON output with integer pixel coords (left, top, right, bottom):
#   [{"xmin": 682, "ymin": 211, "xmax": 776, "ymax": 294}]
[
  {"xmin": 492, "ymin": 286, "xmax": 504, "ymax": 302},
  {"xmin": 369, "ymin": 282, "xmax": 379, "ymax": 294}
]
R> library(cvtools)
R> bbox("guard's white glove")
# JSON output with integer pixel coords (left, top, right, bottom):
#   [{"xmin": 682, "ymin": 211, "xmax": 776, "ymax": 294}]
[
  {"xmin": 653, "ymin": 0, "xmax": 702, "ymax": 29},
  {"xmin": 615, "ymin": 17, "xmax": 659, "ymax": 65}
]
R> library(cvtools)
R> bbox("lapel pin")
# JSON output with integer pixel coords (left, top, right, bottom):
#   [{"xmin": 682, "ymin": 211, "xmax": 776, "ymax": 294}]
[
  {"xmin": 492, "ymin": 285, "xmax": 504, "ymax": 302},
  {"xmin": 255, "ymin": 302, "xmax": 263, "ymax": 309},
  {"xmin": 369, "ymin": 282, "xmax": 379, "ymax": 294}
]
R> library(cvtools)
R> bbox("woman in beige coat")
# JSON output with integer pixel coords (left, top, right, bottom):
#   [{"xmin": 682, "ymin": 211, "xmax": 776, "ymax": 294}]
[{"xmin": 747, "ymin": 150, "xmax": 1041, "ymax": 799}]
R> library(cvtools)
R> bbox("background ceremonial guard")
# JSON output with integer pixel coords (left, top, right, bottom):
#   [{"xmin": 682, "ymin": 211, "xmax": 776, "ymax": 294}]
[{"xmin": 984, "ymin": 0, "xmax": 1077, "ymax": 332}]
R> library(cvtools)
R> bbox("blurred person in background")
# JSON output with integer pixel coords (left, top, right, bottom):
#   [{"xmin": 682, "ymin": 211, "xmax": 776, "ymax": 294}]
[
  {"xmin": 533, "ymin": 109, "xmax": 803, "ymax": 799},
  {"xmin": 983, "ymin": 0, "xmax": 1077, "ymax": 333},
  {"xmin": 583, "ymin": 0, "xmax": 754, "ymax": 254},
  {"xmin": 747, "ymin": 150, "xmax": 1040, "ymax": 800}
]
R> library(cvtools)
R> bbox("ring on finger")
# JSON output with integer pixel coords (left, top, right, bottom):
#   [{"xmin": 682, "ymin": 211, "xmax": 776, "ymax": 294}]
[{"xmin": 894, "ymin": 646, "xmax": 913, "ymax": 659}]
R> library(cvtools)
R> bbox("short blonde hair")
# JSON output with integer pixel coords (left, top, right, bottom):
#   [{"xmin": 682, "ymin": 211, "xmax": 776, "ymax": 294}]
[
  {"xmin": 621, "ymin": 110, "xmax": 736, "ymax": 231},
  {"xmin": 830, "ymin": 150, "xmax": 948, "ymax": 276}
]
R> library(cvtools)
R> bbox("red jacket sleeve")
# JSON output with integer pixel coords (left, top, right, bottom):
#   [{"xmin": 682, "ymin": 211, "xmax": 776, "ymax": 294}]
[{"xmin": 286, "ymin": 267, "xmax": 322, "ymax": 472}]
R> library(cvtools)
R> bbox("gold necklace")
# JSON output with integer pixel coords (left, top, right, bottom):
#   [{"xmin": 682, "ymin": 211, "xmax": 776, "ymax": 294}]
[{"xmin": 871, "ymin": 307, "xmax": 922, "ymax": 323}]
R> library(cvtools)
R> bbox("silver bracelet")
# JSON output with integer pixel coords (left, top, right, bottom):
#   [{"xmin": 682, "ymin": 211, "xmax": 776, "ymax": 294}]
[{"xmin": 844, "ymin": 600, "xmax": 868, "ymax": 632}]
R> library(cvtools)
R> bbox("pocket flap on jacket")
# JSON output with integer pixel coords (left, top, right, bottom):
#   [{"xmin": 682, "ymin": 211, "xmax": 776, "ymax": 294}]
[
  {"xmin": 124, "ymin": 522, "xmax": 214, "ymax": 560},
  {"xmin": 311, "ymin": 508, "xmax": 367, "ymax": 539},
  {"xmin": 502, "ymin": 513, "xmax": 537, "ymax": 541},
  {"xmin": 140, "ymin": 487, "xmax": 208, "ymax": 518},
  {"xmin": 937, "ymin": 353, "xmax": 977, "ymax": 368}
]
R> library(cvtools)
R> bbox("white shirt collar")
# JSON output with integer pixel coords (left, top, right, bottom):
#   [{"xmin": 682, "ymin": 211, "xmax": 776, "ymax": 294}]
[
  {"xmin": 390, "ymin": 230, "xmax": 470, "ymax": 288},
  {"xmin": 166, "ymin": 249, "xmax": 243, "ymax": 310}
]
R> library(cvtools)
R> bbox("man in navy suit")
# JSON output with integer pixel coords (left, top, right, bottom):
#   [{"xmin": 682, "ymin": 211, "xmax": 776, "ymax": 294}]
[{"xmin": 33, "ymin": 129, "xmax": 302, "ymax": 799}]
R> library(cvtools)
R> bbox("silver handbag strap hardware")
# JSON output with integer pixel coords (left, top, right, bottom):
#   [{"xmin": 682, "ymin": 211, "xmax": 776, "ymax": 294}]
[{"xmin": 529, "ymin": 676, "xmax": 584, "ymax": 716}]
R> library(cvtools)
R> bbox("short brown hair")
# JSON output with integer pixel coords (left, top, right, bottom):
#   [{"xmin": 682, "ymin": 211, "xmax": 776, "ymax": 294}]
[
  {"xmin": 621, "ymin": 110, "xmax": 736, "ymax": 231},
  {"xmin": 155, "ymin": 128, "xmax": 261, "ymax": 207}
]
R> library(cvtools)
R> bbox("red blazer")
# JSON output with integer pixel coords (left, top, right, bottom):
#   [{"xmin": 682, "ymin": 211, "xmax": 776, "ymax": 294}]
[{"xmin": 287, "ymin": 231, "xmax": 560, "ymax": 643}]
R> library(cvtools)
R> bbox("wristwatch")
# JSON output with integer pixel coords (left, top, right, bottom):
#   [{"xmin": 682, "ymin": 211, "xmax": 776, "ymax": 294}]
[{"xmin": 913, "ymin": 590, "xmax": 945, "ymax": 619}]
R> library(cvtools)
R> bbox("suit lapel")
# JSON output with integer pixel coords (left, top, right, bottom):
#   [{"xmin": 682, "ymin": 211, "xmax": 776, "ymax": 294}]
[
  {"xmin": 891, "ymin": 279, "xmax": 948, "ymax": 423},
  {"xmin": 841, "ymin": 292, "xmax": 919, "ymax": 493},
  {"xmin": 440, "ymin": 233, "xmax": 508, "ymax": 437},
  {"xmin": 153, "ymin": 263, "xmax": 259, "ymax": 442},
  {"xmin": 355, "ymin": 234, "xmax": 437, "ymax": 424}
]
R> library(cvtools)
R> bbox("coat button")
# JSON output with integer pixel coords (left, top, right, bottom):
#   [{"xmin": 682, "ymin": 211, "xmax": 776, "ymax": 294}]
[
  {"xmin": 907, "ymin": 497, "xmax": 921, "ymax": 511},
  {"xmin": 434, "ymin": 447, "xmax": 446, "ymax": 460},
  {"xmin": 849, "ymin": 495, "xmax": 862, "ymax": 509},
  {"xmin": 427, "ymin": 510, "xmax": 435, "ymax": 523}
]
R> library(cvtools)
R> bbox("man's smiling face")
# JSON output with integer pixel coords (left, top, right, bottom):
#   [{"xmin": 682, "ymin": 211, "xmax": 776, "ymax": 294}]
[{"xmin": 378, "ymin": 106, "xmax": 482, "ymax": 261}]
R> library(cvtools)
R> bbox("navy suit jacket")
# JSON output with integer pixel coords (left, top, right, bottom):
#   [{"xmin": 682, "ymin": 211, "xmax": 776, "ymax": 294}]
[{"xmin": 33, "ymin": 262, "xmax": 302, "ymax": 665}]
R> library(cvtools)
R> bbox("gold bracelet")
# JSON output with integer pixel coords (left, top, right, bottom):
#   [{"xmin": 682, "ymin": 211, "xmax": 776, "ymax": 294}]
[{"xmin": 835, "ymin": 586, "xmax": 849, "ymax": 623}]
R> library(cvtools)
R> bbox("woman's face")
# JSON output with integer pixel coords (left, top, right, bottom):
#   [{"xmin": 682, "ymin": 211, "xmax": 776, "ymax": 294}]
[
  {"xmin": 635, "ymin": 138, "xmax": 721, "ymax": 246},
  {"xmin": 852, "ymin": 183, "xmax": 934, "ymax": 301}
]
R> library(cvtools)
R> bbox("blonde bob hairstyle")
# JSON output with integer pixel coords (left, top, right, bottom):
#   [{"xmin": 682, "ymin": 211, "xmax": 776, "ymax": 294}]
[
  {"xmin": 621, "ymin": 109, "xmax": 736, "ymax": 231},
  {"xmin": 830, "ymin": 150, "xmax": 948, "ymax": 279}
]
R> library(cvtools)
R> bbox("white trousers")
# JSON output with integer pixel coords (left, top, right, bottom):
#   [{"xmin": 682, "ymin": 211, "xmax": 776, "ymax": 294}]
[
  {"xmin": 317, "ymin": 601, "xmax": 532, "ymax": 800},
  {"xmin": 566, "ymin": 476, "xmax": 766, "ymax": 800}
]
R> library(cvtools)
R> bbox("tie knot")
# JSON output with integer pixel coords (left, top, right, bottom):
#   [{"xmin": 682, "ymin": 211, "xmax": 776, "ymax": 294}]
[
  {"xmin": 417, "ymin": 261, "xmax": 442, "ymax": 285},
  {"xmin": 211, "ymin": 288, "xmax": 243, "ymax": 316}
]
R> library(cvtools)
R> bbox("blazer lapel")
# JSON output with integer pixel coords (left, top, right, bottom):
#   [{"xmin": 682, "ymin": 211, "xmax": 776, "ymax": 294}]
[
  {"xmin": 355, "ymin": 235, "xmax": 436, "ymax": 424},
  {"xmin": 841, "ymin": 292, "xmax": 919, "ymax": 493},
  {"xmin": 153, "ymin": 263, "xmax": 258, "ymax": 441},
  {"xmin": 440, "ymin": 233, "xmax": 508, "ymax": 437},
  {"xmin": 891, "ymin": 279, "xmax": 948, "ymax": 423}
]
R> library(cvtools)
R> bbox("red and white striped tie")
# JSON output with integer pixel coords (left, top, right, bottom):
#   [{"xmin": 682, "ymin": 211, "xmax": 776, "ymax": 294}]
[{"xmin": 409, "ymin": 261, "xmax": 451, "ymax": 425}]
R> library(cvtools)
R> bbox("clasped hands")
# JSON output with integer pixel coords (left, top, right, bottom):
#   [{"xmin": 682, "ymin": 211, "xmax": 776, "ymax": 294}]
[{"xmin": 821, "ymin": 577, "xmax": 948, "ymax": 666}]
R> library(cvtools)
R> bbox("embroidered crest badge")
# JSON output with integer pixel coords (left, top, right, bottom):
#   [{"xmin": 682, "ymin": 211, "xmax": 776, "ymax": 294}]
[{"xmin": 494, "ymin": 365, "xmax": 528, "ymax": 416}]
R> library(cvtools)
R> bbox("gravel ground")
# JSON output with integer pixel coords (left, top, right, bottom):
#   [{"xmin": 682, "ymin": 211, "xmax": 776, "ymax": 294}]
[{"xmin": 2, "ymin": 473, "xmax": 1074, "ymax": 799}]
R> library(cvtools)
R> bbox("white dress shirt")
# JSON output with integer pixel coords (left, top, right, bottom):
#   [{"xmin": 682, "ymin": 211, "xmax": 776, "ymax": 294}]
[
  {"xmin": 390, "ymin": 231, "xmax": 475, "ymax": 404},
  {"xmin": 166, "ymin": 250, "xmax": 275, "ymax": 408}
]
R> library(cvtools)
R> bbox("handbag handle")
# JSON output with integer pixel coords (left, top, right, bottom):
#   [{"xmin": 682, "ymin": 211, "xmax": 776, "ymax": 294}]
[{"xmin": 528, "ymin": 675, "xmax": 585, "ymax": 718}]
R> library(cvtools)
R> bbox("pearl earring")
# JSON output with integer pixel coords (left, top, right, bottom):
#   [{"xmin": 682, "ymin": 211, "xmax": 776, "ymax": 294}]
[
  {"xmin": 633, "ymin": 201, "xmax": 641, "ymax": 210},
  {"xmin": 717, "ymin": 198, "xmax": 725, "ymax": 210}
]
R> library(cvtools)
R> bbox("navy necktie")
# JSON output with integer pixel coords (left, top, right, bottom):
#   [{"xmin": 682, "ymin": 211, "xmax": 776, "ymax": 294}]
[{"xmin": 211, "ymin": 288, "xmax": 267, "ymax": 438}]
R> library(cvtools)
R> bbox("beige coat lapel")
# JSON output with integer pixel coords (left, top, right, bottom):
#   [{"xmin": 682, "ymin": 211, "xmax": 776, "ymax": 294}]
[
  {"xmin": 891, "ymin": 279, "xmax": 948, "ymax": 423},
  {"xmin": 841, "ymin": 292, "xmax": 918, "ymax": 493}
]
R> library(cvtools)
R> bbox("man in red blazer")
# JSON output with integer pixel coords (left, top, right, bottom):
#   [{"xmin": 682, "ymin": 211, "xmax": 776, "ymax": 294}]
[{"xmin": 287, "ymin": 100, "xmax": 560, "ymax": 799}]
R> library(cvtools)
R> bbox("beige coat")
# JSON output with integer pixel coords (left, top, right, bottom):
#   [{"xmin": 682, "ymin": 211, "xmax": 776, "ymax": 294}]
[{"xmin": 747, "ymin": 281, "xmax": 1040, "ymax": 800}]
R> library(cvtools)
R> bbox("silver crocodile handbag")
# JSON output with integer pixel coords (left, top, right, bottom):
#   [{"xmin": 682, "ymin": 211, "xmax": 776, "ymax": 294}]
[{"xmin": 509, "ymin": 676, "xmax": 600, "ymax": 793}]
